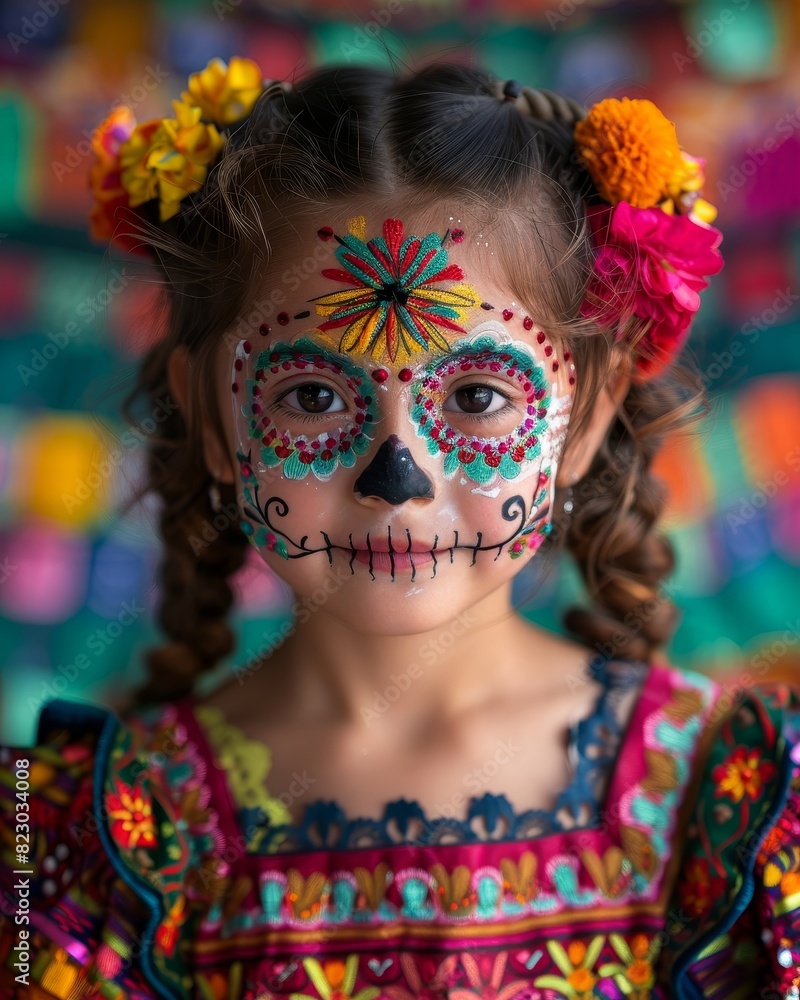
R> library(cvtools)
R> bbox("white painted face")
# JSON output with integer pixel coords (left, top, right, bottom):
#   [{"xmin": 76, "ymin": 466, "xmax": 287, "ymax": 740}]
[{"xmin": 216, "ymin": 208, "xmax": 577, "ymax": 634}]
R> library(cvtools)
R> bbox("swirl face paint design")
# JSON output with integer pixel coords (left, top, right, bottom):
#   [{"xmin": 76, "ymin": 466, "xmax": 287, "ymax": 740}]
[
  {"xmin": 234, "ymin": 337, "xmax": 378, "ymax": 481},
  {"xmin": 409, "ymin": 334, "xmax": 551, "ymax": 485}
]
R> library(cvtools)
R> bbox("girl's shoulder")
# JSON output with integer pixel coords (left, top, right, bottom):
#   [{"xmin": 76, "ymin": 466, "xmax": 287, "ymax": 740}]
[
  {"xmin": 655, "ymin": 661, "xmax": 800, "ymax": 992},
  {"xmin": 0, "ymin": 694, "xmax": 223, "ymax": 998}
]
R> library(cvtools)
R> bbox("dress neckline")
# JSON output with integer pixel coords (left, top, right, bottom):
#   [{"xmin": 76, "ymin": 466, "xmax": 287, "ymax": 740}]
[{"xmin": 177, "ymin": 649, "xmax": 651, "ymax": 855}]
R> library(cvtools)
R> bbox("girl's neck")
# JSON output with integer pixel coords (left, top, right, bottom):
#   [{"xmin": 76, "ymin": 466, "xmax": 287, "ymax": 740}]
[{"xmin": 238, "ymin": 584, "xmax": 592, "ymax": 737}]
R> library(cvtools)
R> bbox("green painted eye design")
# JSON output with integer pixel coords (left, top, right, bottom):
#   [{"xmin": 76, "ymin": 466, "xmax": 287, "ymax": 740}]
[
  {"xmin": 235, "ymin": 337, "xmax": 378, "ymax": 481},
  {"xmin": 409, "ymin": 335, "xmax": 551, "ymax": 484}
]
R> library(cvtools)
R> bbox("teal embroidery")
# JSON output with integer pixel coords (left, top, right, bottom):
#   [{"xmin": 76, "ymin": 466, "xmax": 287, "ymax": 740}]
[
  {"xmin": 409, "ymin": 335, "xmax": 551, "ymax": 485},
  {"xmin": 238, "ymin": 337, "xmax": 377, "ymax": 482}
]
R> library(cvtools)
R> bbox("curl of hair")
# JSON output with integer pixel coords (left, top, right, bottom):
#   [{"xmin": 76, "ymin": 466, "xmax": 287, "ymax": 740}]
[{"xmin": 116, "ymin": 61, "xmax": 709, "ymax": 705}]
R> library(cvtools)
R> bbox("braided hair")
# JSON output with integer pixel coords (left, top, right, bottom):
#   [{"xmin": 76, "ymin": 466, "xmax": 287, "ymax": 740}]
[{"xmin": 119, "ymin": 62, "xmax": 707, "ymax": 706}]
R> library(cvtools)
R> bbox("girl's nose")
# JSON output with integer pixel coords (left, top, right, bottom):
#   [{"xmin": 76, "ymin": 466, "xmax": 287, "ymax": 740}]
[{"xmin": 353, "ymin": 434, "xmax": 436, "ymax": 506}]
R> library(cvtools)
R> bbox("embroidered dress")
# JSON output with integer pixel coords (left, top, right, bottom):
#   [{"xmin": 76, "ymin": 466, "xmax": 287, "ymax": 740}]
[{"xmin": 1, "ymin": 653, "xmax": 799, "ymax": 999}]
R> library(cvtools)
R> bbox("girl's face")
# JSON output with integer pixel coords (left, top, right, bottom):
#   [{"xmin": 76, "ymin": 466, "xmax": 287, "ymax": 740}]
[{"xmin": 215, "ymin": 208, "xmax": 577, "ymax": 634}]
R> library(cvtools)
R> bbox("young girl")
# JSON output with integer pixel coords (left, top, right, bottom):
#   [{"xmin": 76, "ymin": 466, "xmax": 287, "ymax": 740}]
[{"xmin": 1, "ymin": 58, "xmax": 798, "ymax": 1000}]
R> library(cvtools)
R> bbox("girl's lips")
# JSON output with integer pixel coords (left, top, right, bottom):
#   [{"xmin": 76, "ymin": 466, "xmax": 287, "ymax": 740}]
[{"xmin": 353, "ymin": 549, "xmax": 435, "ymax": 572}]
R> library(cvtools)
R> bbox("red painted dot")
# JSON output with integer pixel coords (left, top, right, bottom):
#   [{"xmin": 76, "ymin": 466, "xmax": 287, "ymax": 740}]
[
  {"xmin": 277, "ymin": 312, "xmax": 290, "ymax": 325},
  {"xmin": 537, "ymin": 331, "xmax": 546, "ymax": 344},
  {"xmin": 259, "ymin": 323, "xmax": 271, "ymax": 336},
  {"xmin": 398, "ymin": 368, "xmax": 413, "ymax": 382},
  {"xmin": 234, "ymin": 358, "xmax": 243, "ymax": 370},
  {"xmin": 569, "ymin": 375, "xmax": 576, "ymax": 385},
  {"xmin": 552, "ymin": 361, "xmax": 559, "ymax": 371},
  {"xmin": 243, "ymin": 340, "xmax": 252, "ymax": 353},
  {"xmin": 564, "ymin": 350, "xmax": 571, "ymax": 361},
  {"xmin": 371, "ymin": 368, "xmax": 389, "ymax": 383},
  {"xmin": 451, "ymin": 228, "xmax": 465, "ymax": 242},
  {"xmin": 317, "ymin": 227, "xmax": 334, "ymax": 241},
  {"xmin": 231, "ymin": 382, "xmax": 239, "ymax": 393},
  {"xmin": 502, "ymin": 309, "xmax": 513, "ymax": 321},
  {"xmin": 544, "ymin": 345, "xmax": 553, "ymax": 357},
  {"xmin": 523, "ymin": 316, "xmax": 534, "ymax": 330},
  {"xmin": 252, "ymin": 402, "xmax": 262, "ymax": 414}
]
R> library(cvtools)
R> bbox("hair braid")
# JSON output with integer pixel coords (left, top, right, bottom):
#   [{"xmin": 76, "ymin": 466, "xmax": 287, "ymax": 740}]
[
  {"xmin": 553, "ymin": 373, "xmax": 706, "ymax": 661},
  {"xmin": 122, "ymin": 342, "xmax": 249, "ymax": 708},
  {"xmin": 490, "ymin": 76, "xmax": 706, "ymax": 661}
]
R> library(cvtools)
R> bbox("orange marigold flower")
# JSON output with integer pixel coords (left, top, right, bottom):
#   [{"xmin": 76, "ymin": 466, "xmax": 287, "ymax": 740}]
[
  {"xmin": 88, "ymin": 106, "xmax": 137, "ymax": 243},
  {"xmin": 182, "ymin": 55, "xmax": 264, "ymax": 126},
  {"xmin": 574, "ymin": 97, "xmax": 683, "ymax": 208}
]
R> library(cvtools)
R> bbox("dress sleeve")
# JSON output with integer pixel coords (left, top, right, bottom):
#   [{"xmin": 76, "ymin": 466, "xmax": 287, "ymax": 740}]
[
  {"xmin": 751, "ymin": 706, "xmax": 800, "ymax": 998},
  {"xmin": 0, "ymin": 700, "xmax": 151, "ymax": 998}
]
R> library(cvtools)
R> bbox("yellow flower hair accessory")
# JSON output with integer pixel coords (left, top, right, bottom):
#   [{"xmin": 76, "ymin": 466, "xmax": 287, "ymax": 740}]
[
  {"xmin": 88, "ymin": 56, "xmax": 278, "ymax": 245},
  {"xmin": 182, "ymin": 56, "xmax": 264, "ymax": 127},
  {"xmin": 120, "ymin": 100, "xmax": 224, "ymax": 222}
]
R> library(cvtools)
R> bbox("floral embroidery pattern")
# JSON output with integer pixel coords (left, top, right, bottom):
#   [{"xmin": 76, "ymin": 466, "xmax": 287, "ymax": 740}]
[
  {"xmin": 291, "ymin": 956, "xmax": 380, "ymax": 1000},
  {"xmin": 713, "ymin": 745, "xmax": 778, "ymax": 803},
  {"xmin": 310, "ymin": 216, "xmax": 482, "ymax": 364},
  {"xmin": 107, "ymin": 778, "xmax": 156, "ymax": 849},
  {"xmin": 534, "ymin": 936, "xmax": 605, "ymax": 997}
]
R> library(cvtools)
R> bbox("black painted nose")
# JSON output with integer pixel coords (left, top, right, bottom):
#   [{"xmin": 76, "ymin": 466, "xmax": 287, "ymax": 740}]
[{"xmin": 354, "ymin": 435, "xmax": 435, "ymax": 505}]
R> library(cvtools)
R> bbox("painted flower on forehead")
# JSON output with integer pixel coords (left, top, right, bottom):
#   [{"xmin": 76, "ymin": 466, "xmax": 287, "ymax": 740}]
[{"xmin": 310, "ymin": 216, "xmax": 483, "ymax": 365}]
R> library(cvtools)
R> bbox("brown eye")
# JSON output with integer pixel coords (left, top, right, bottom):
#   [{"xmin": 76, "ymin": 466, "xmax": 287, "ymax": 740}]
[
  {"xmin": 284, "ymin": 383, "xmax": 346, "ymax": 414},
  {"xmin": 445, "ymin": 385, "xmax": 503, "ymax": 414}
]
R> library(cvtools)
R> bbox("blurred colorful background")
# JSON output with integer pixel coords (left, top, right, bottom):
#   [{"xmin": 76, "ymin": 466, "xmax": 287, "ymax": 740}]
[{"xmin": 1, "ymin": 0, "xmax": 799, "ymax": 743}]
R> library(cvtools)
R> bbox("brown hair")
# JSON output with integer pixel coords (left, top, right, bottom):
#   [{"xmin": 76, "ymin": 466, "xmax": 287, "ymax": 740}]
[{"xmin": 116, "ymin": 61, "xmax": 709, "ymax": 706}]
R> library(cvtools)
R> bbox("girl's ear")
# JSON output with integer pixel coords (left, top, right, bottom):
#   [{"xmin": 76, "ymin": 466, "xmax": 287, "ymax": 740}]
[
  {"xmin": 167, "ymin": 345, "xmax": 236, "ymax": 485},
  {"xmin": 556, "ymin": 357, "xmax": 631, "ymax": 486}
]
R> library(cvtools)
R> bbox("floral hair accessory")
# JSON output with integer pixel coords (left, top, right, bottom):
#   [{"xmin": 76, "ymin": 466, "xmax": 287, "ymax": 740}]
[
  {"xmin": 88, "ymin": 56, "xmax": 278, "ymax": 244},
  {"xmin": 573, "ymin": 96, "xmax": 723, "ymax": 380}
]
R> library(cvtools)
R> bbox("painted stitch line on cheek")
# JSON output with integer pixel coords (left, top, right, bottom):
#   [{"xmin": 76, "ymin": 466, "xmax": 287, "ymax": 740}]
[{"xmin": 233, "ymin": 337, "xmax": 378, "ymax": 481}]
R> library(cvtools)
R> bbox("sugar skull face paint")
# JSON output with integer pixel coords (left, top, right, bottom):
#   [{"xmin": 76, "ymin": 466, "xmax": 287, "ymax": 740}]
[
  {"xmin": 234, "ymin": 337, "xmax": 378, "ymax": 481},
  {"xmin": 223, "ymin": 206, "xmax": 575, "ymax": 621},
  {"xmin": 408, "ymin": 330, "xmax": 551, "ymax": 485}
]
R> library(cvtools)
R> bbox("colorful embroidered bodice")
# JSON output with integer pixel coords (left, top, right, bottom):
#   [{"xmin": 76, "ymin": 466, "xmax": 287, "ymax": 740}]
[
  {"xmin": 191, "ymin": 652, "xmax": 651, "ymax": 854},
  {"xmin": 1, "ymin": 657, "xmax": 799, "ymax": 1000}
]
